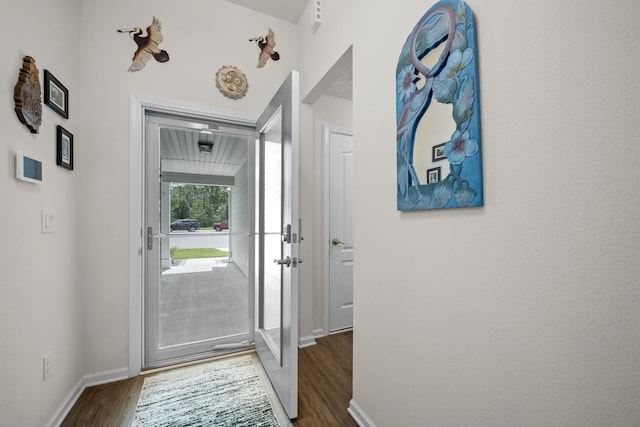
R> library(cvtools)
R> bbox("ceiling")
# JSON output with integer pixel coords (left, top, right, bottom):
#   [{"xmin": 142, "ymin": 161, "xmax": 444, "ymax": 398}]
[
  {"xmin": 224, "ymin": 0, "xmax": 309, "ymax": 24},
  {"xmin": 160, "ymin": 127, "xmax": 249, "ymax": 181}
]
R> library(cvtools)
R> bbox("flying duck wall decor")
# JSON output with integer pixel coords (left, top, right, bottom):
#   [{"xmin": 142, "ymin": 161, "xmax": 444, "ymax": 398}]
[
  {"xmin": 117, "ymin": 16, "xmax": 169, "ymax": 72},
  {"xmin": 249, "ymin": 28, "xmax": 280, "ymax": 68}
]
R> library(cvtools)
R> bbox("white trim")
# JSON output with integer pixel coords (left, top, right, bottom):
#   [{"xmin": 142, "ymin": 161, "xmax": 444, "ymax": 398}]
[
  {"xmin": 298, "ymin": 335, "xmax": 317, "ymax": 348},
  {"xmin": 84, "ymin": 367, "xmax": 130, "ymax": 387},
  {"xmin": 329, "ymin": 327, "xmax": 352, "ymax": 335},
  {"xmin": 129, "ymin": 94, "xmax": 144, "ymax": 378},
  {"xmin": 348, "ymin": 399, "xmax": 377, "ymax": 427},
  {"xmin": 46, "ymin": 367, "xmax": 128, "ymax": 427},
  {"xmin": 299, "ymin": 327, "xmax": 326, "ymax": 347},
  {"xmin": 322, "ymin": 126, "xmax": 353, "ymax": 334},
  {"xmin": 46, "ymin": 378, "xmax": 83, "ymax": 427},
  {"xmin": 128, "ymin": 93, "xmax": 257, "ymax": 376},
  {"xmin": 323, "ymin": 125, "xmax": 331, "ymax": 335}
]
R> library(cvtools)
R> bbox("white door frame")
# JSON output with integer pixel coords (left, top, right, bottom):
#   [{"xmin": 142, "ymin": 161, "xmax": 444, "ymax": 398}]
[
  {"xmin": 128, "ymin": 93, "xmax": 257, "ymax": 377},
  {"xmin": 322, "ymin": 125, "xmax": 354, "ymax": 335}
]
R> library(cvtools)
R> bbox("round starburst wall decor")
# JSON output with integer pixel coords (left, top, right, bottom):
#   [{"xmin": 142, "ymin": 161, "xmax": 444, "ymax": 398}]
[{"xmin": 215, "ymin": 65, "xmax": 248, "ymax": 100}]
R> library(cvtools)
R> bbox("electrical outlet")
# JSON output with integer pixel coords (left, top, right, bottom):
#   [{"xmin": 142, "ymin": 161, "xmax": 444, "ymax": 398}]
[{"xmin": 43, "ymin": 353, "xmax": 51, "ymax": 381}]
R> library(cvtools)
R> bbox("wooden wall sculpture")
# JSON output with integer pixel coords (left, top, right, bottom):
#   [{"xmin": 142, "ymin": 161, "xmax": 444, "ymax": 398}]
[{"xmin": 14, "ymin": 56, "xmax": 42, "ymax": 134}]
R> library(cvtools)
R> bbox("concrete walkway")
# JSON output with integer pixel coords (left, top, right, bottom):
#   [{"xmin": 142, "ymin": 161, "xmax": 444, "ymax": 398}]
[{"xmin": 163, "ymin": 255, "xmax": 230, "ymax": 275}]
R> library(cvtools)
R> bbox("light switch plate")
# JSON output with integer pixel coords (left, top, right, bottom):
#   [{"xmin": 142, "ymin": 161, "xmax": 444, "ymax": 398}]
[{"xmin": 42, "ymin": 209, "xmax": 55, "ymax": 233}]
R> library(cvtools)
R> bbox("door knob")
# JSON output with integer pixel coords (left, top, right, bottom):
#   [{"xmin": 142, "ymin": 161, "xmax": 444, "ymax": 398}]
[{"xmin": 332, "ymin": 238, "xmax": 344, "ymax": 246}]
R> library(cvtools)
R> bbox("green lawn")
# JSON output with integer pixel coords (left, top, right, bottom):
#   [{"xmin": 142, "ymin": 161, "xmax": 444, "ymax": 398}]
[{"xmin": 170, "ymin": 247, "xmax": 229, "ymax": 260}]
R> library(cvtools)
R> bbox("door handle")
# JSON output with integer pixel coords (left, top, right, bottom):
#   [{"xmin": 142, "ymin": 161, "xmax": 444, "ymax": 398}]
[
  {"xmin": 147, "ymin": 227, "xmax": 168, "ymax": 250},
  {"xmin": 274, "ymin": 256, "xmax": 291, "ymax": 267},
  {"xmin": 332, "ymin": 238, "xmax": 344, "ymax": 246},
  {"xmin": 147, "ymin": 227, "xmax": 154, "ymax": 250}
]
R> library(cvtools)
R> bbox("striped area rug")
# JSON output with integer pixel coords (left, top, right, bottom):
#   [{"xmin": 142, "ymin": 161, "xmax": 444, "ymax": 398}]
[{"xmin": 132, "ymin": 353, "xmax": 290, "ymax": 426}]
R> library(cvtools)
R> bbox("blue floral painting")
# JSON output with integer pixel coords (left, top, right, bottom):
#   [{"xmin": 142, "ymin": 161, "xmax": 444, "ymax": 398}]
[{"xmin": 396, "ymin": 0, "xmax": 483, "ymax": 210}]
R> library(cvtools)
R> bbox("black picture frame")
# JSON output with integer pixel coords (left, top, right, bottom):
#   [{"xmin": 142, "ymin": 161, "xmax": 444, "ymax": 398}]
[
  {"xmin": 426, "ymin": 166, "xmax": 440, "ymax": 184},
  {"xmin": 44, "ymin": 70, "xmax": 69, "ymax": 119},
  {"xmin": 432, "ymin": 142, "xmax": 447, "ymax": 162},
  {"xmin": 56, "ymin": 126, "xmax": 74, "ymax": 170}
]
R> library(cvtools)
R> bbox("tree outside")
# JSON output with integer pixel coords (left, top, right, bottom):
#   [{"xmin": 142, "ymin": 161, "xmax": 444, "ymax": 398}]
[{"xmin": 170, "ymin": 184, "xmax": 229, "ymax": 228}]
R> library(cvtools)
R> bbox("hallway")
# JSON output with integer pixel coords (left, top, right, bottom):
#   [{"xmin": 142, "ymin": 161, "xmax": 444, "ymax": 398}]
[{"xmin": 61, "ymin": 332, "xmax": 356, "ymax": 426}]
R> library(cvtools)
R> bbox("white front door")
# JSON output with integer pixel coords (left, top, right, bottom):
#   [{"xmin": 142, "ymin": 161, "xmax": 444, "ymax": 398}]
[
  {"xmin": 143, "ymin": 114, "xmax": 255, "ymax": 369},
  {"xmin": 327, "ymin": 129, "xmax": 354, "ymax": 332},
  {"xmin": 255, "ymin": 71, "xmax": 300, "ymax": 420}
]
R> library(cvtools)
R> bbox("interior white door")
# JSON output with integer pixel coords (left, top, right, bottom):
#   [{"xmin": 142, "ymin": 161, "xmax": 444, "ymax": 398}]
[
  {"xmin": 255, "ymin": 71, "xmax": 299, "ymax": 420},
  {"xmin": 328, "ymin": 130, "xmax": 354, "ymax": 331}
]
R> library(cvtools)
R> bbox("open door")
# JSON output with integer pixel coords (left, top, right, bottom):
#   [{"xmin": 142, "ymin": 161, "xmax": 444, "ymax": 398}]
[{"xmin": 255, "ymin": 71, "xmax": 300, "ymax": 420}]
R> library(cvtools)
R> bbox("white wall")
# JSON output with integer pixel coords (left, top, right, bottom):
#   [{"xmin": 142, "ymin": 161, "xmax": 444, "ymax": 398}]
[
  {"xmin": 345, "ymin": 0, "xmax": 640, "ymax": 425},
  {"xmin": 0, "ymin": 0, "xmax": 83, "ymax": 425},
  {"xmin": 295, "ymin": 1, "xmax": 358, "ymax": 340},
  {"xmin": 76, "ymin": 0, "xmax": 298, "ymax": 375},
  {"xmin": 231, "ymin": 161, "xmax": 250, "ymax": 276}
]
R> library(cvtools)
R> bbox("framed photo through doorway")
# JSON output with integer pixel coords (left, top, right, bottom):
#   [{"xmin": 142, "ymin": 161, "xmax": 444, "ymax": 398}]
[{"xmin": 426, "ymin": 166, "xmax": 440, "ymax": 184}]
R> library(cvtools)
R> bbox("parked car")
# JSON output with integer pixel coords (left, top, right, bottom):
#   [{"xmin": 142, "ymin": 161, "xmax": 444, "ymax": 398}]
[
  {"xmin": 213, "ymin": 219, "xmax": 229, "ymax": 231},
  {"xmin": 170, "ymin": 219, "xmax": 200, "ymax": 232}
]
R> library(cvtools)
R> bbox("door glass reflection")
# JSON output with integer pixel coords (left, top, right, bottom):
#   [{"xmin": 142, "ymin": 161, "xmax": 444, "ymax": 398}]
[{"xmin": 262, "ymin": 112, "xmax": 283, "ymax": 356}]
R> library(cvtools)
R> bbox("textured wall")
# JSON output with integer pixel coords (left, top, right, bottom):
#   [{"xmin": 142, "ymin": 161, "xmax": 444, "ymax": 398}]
[
  {"xmin": 0, "ymin": 0, "xmax": 83, "ymax": 425},
  {"xmin": 349, "ymin": 0, "xmax": 640, "ymax": 425}
]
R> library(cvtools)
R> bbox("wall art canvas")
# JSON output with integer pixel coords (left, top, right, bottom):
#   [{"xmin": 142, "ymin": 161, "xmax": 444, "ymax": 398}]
[{"xmin": 396, "ymin": 0, "xmax": 483, "ymax": 210}]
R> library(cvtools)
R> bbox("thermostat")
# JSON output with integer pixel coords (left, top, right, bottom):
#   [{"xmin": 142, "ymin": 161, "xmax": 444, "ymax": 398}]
[{"xmin": 15, "ymin": 152, "xmax": 42, "ymax": 184}]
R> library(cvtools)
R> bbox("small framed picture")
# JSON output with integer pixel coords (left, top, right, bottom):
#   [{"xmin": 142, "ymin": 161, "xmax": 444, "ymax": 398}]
[
  {"xmin": 56, "ymin": 126, "xmax": 74, "ymax": 170},
  {"xmin": 44, "ymin": 70, "xmax": 69, "ymax": 119},
  {"xmin": 427, "ymin": 166, "xmax": 440, "ymax": 184},
  {"xmin": 432, "ymin": 142, "xmax": 447, "ymax": 162}
]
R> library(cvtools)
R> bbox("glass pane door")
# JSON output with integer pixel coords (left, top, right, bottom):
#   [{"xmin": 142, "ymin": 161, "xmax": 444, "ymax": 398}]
[
  {"xmin": 262, "ymin": 129, "xmax": 283, "ymax": 357},
  {"xmin": 144, "ymin": 115, "xmax": 255, "ymax": 369},
  {"xmin": 255, "ymin": 71, "xmax": 300, "ymax": 420}
]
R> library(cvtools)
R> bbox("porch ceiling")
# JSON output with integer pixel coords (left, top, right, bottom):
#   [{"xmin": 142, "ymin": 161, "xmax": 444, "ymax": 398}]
[{"xmin": 160, "ymin": 128, "xmax": 248, "ymax": 178}]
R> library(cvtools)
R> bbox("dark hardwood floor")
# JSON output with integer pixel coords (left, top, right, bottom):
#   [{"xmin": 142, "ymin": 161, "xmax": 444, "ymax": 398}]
[
  {"xmin": 296, "ymin": 331, "xmax": 357, "ymax": 427},
  {"xmin": 61, "ymin": 331, "xmax": 356, "ymax": 427}
]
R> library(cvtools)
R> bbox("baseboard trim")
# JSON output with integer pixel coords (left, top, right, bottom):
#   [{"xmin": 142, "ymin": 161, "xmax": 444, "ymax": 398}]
[
  {"xmin": 348, "ymin": 399, "xmax": 377, "ymax": 427},
  {"xmin": 298, "ymin": 335, "xmax": 317, "ymax": 348},
  {"xmin": 46, "ymin": 377, "xmax": 84, "ymax": 427},
  {"xmin": 298, "ymin": 329, "xmax": 326, "ymax": 348},
  {"xmin": 46, "ymin": 367, "xmax": 129, "ymax": 427},
  {"xmin": 83, "ymin": 366, "xmax": 129, "ymax": 388}
]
